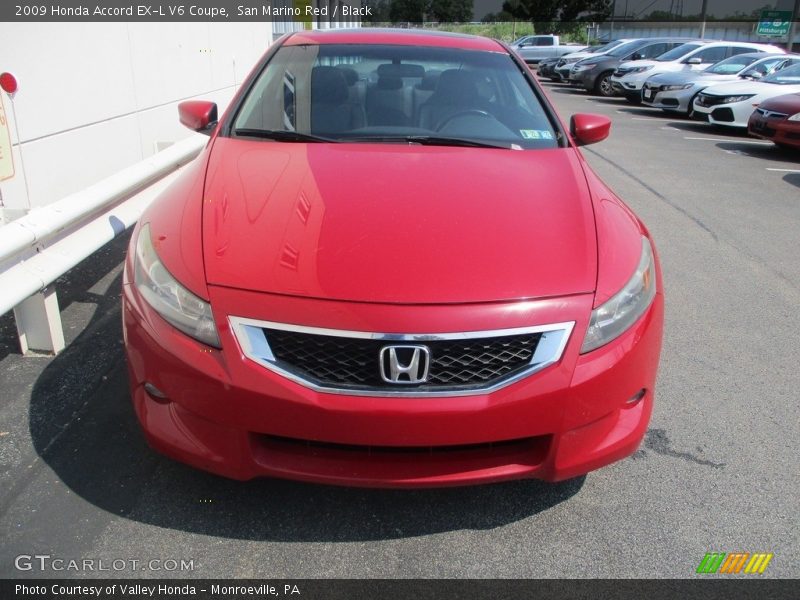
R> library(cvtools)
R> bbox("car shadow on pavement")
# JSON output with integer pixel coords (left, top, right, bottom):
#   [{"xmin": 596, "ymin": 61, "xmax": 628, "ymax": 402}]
[
  {"xmin": 662, "ymin": 120, "xmax": 752, "ymax": 138},
  {"xmin": 784, "ymin": 173, "xmax": 800, "ymax": 189},
  {"xmin": 24, "ymin": 236, "xmax": 585, "ymax": 543},
  {"xmin": 715, "ymin": 142, "xmax": 799, "ymax": 163}
]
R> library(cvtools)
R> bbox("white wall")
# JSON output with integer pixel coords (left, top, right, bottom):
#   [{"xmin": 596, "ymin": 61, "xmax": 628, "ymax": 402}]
[{"xmin": 0, "ymin": 23, "xmax": 273, "ymax": 215}]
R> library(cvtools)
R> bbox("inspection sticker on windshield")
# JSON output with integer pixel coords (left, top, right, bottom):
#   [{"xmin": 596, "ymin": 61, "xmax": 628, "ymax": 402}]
[{"xmin": 520, "ymin": 129, "xmax": 553, "ymax": 140}]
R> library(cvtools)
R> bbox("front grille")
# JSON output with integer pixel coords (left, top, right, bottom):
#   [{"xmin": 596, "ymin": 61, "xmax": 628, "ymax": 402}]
[
  {"xmin": 230, "ymin": 317, "xmax": 574, "ymax": 396},
  {"xmin": 265, "ymin": 329, "xmax": 542, "ymax": 390}
]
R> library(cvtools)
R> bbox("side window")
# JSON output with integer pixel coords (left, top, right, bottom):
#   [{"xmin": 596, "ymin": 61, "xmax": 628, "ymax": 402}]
[
  {"xmin": 690, "ymin": 47, "xmax": 727, "ymax": 63},
  {"xmin": 728, "ymin": 46, "xmax": 755, "ymax": 57},
  {"xmin": 639, "ymin": 43, "xmax": 667, "ymax": 59},
  {"xmin": 536, "ymin": 37, "xmax": 554, "ymax": 46}
]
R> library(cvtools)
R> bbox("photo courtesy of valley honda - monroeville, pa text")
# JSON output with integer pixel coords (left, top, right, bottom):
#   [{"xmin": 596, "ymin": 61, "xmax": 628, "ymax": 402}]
[{"xmin": 122, "ymin": 28, "xmax": 664, "ymax": 488}]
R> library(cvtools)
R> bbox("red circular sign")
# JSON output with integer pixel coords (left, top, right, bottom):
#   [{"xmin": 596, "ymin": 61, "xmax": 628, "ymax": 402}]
[{"xmin": 0, "ymin": 72, "xmax": 18, "ymax": 94}]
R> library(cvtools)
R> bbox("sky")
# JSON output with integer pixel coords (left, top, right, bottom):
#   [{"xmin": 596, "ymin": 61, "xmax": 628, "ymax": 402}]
[{"xmin": 473, "ymin": 0, "xmax": 797, "ymax": 20}]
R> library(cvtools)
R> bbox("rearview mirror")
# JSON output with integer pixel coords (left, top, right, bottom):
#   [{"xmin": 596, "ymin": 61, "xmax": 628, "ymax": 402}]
[
  {"xmin": 570, "ymin": 113, "xmax": 611, "ymax": 146},
  {"xmin": 178, "ymin": 100, "xmax": 218, "ymax": 134},
  {"xmin": 685, "ymin": 57, "xmax": 703, "ymax": 65}
]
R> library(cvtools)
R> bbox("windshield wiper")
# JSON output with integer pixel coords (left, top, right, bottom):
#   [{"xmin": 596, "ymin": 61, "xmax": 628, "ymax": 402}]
[
  {"xmin": 233, "ymin": 128, "xmax": 338, "ymax": 143},
  {"xmin": 344, "ymin": 135, "xmax": 511, "ymax": 149}
]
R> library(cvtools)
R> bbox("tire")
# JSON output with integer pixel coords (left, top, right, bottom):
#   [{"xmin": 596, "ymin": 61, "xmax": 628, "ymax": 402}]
[
  {"xmin": 625, "ymin": 95, "xmax": 641, "ymax": 105},
  {"xmin": 686, "ymin": 92, "xmax": 701, "ymax": 118},
  {"xmin": 593, "ymin": 72, "xmax": 615, "ymax": 97}
]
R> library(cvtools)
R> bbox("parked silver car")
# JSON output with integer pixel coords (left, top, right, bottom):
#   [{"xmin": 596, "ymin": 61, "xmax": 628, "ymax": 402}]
[{"xmin": 641, "ymin": 53, "xmax": 795, "ymax": 116}]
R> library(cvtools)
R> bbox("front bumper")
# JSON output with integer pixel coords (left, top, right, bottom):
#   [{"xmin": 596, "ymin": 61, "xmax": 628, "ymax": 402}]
[
  {"xmin": 748, "ymin": 113, "xmax": 800, "ymax": 148},
  {"xmin": 691, "ymin": 101, "xmax": 746, "ymax": 127},
  {"xmin": 122, "ymin": 273, "xmax": 663, "ymax": 488},
  {"xmin": 610, "ymin": 75, "xmax": 646, "ymax": 100},
  {"xmin": 641, "ymin": 85, "xmax": 694, "ymax": 113}
]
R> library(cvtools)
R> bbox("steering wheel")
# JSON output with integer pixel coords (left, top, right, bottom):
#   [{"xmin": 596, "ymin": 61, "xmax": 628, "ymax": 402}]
[{"xmin": 436, "ymin": 109, "xmax": 493, "ymax": 131}]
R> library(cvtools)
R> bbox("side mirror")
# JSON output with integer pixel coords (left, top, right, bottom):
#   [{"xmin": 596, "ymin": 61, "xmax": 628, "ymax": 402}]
[
  {"xmin": 631, "ymin": 52, "xmax": 644, "ymax": 60},
  {"xmin": 178, "ymin": 100, "xmax": 218, "ymax": 134},
  {"xmin": 685, "ymin": 57, "xmax": 703, "ymax": 65},
  {"xmin": 570, "ymin": 113, "xmax": 611, "ymax": 146}
]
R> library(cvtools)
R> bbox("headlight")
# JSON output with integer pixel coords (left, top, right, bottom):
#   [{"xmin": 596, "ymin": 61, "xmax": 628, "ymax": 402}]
[
  {"xmin": 661, "ymin": 83, "xmax": 693, "ymax": 91},
  {"xmin": 134, "ymin": 223, "xmax": 221, "ymax": 348},
  {"xmin": 581, "ymin": 237, "xmax": 657, "ymax": 354},
  {"xmin": 562, "ymin": 57, "xmax": 580, "ymax": 64},
  {"xmin": 721, "ymin": 94, "xmax": 755, "ymax": 104},
  {"xmin": 787, "ymin": 112, "xmax": 800, "ymax": 121},
  {"xmin": 628, "ymin": 66, "xmax": 653, "ymax": 74},
  {"xmin": 574, "ymin": 64, "xmax": 596, "ymax": 72}
]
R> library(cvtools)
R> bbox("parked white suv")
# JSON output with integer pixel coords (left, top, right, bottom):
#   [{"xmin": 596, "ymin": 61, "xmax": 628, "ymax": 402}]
[{"xmin": 610, "ymin": 41, "xmax": 784, "ymax": 103}]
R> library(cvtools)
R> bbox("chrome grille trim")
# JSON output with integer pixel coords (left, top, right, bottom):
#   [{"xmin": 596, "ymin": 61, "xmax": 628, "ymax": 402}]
[
  {"xmin": 755, "ymin": 108, "xmax": 789, "ymax": 119},
  {"xmin": 229, "ymin": 317, "xmax": 575, "ymax": 398}
]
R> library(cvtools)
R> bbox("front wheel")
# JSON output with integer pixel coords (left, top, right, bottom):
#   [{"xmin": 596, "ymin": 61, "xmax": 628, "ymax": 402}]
[
  {"xmin": 593, "ymin": 72, "xmax": 615, "ymax": 97},
  {"xmin": 686, "ymin": 92, "xmax": 701, "ymax": 118}
]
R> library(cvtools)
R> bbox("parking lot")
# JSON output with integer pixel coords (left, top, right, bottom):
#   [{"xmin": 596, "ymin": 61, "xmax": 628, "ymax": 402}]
[{"xmin": 1, "ymin": 76, "xmax": 798, "ymax": 579}]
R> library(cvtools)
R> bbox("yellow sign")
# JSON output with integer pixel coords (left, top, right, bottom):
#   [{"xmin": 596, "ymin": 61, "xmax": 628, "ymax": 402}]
[{"xmin": 0, "ymin": 94, "xmax": 14, "ymax": 181}]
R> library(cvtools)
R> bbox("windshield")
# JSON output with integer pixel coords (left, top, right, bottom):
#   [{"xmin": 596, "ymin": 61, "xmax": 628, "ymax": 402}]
[
  {"xmin": 607, "ymin": 40, "xmax": 646, "ymax": 58},
  {"xmin": 232, "ymin": 44, "xmax": 559, "ymax": 149},
  {"xmin": 762, "ymin": 63, "xmax": 800, "ymax": 85},
  {"xmin": 597, "ymin": 40, "xmax": 626, "ymax": 53},
  {"xmin": 655, "ymin": 43, "xmax": 703, "ymax": 61},
  {"xmin": 706, "ymin": 54, "xmax": 762, "ymax": 75}
]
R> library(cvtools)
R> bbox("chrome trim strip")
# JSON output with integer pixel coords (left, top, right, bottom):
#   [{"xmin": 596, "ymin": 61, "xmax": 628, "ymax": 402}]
[{"xmin": 228, "ymin": 316, "xmax": 575, "ymax": 398}]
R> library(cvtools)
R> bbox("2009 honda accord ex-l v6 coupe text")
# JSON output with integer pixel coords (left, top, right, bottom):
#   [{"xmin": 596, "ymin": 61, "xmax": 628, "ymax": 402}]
[{"xmin": 122, "ymin": 29, "xmax": 664, "ymax": 487}]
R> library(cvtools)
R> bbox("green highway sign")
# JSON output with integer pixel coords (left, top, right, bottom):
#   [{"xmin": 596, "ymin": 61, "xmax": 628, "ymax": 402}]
[{"xmin": 756, "ymin": 10, "xmax": 792, "ymax": 37}]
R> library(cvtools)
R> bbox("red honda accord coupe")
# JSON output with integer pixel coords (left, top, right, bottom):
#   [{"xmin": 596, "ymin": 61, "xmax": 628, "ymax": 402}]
[{"xmin": 122, "ymin": 29, "xmax": 664, "ymax": 487}]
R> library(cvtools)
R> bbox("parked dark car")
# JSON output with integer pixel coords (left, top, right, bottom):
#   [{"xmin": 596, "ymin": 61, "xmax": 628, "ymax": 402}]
[
  {"xmin": 571, "ymin": 37, "xmax": 698, "ymax": 96},
  {"xmin": 537, "ymin": 56, "xmax": 562, "ymax": 81}
]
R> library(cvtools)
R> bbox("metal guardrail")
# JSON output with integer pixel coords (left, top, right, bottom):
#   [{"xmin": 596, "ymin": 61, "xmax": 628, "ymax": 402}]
[{"xmin": 0, "ymin": 135, "xmax": 207, "ymax": 354}]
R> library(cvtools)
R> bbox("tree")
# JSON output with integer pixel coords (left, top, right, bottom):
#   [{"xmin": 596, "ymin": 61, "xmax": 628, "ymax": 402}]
[
  {"xmin": 503, "ymin": 0, "xmax": 612, "ymax": 24},
  {"xmin": 428, "ymin": 0, "xmax": 472, "ymax": 22},
  {"xmin": 388, "ymin": 0, "xmax": 427, "ymax": 22}
]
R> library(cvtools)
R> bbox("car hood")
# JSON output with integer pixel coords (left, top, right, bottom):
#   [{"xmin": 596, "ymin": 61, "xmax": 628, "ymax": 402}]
[
  {"xmin": 701, "ymin": 79, "xmax": 773, "ymax": 95},
  {"xmin": 757, "ymin": 92, "xmax": 800, "ymax": 113},
  {"xmin": 618, "ymin": 60, "xmax": 655, "ymax": 70},
  {"xmin": 201, "ymin": 139, "xmax": 598, "ymax": 304},
  {"xmin": 648, "ymin": 71, "xmax": 735, "ymax": 85}
]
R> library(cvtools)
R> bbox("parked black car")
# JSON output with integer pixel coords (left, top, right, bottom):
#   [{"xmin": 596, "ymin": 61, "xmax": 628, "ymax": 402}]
[
  {"xmin": 537, "ymin": 57, "xmax": 562, "ymax": 81},
  {"xmin": 571, "ymin": 37, "xmax": 699, "ymax": 96}
]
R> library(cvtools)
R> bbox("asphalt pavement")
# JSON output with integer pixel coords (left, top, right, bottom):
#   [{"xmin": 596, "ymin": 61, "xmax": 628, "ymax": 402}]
[{"xmin": 0, "ymin": 79, "xmax": 798, "ymax": 579}]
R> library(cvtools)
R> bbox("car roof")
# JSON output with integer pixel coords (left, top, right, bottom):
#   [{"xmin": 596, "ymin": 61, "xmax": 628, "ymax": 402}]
[{"xmin": 283, "ymin": 28, "xmax": 504, "ymax": 52}]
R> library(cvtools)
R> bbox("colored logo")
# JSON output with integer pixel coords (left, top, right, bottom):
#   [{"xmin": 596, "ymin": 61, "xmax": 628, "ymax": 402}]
[{"xmin": 696, "ymin": 552, "xmax": 773, "ymax": 574}]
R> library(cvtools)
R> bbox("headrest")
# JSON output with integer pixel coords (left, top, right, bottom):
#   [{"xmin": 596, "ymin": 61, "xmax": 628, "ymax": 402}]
[
  {"xmin": 335, "ymin": 66, "xmax": 359, "ymax": 86},
  {"xmin": 417, "ymin": 70, "xmax": 442, "ymax": 91},
  {"xmin": 377, "ymin": 63, "xmax": 425, "ymax": 78},
  {"xmin": 311, "ymin": 66, "xmax": 348, "ymax": 104},
  {"xmin": 431, "ymin": 69, "xmax": 480, "ymax": 104},
  {"xmin": 376, "ymin": 76, "xmax": 403, "ymax": 90}
]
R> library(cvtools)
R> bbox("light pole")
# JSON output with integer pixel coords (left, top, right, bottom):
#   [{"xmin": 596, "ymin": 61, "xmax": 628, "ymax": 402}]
[
  {"xmin": 699, "ymin": 0, "xmax": 709, "ymax": 39},
  {"xmin": 788, "ymin": 0, "xmax": 800, "ymax": 52}
]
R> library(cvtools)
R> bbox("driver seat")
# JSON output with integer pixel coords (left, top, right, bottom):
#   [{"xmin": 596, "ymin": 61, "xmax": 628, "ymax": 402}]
[{"xmin": 418, "ymin": 70, "xmax": 485, "ymax": 130}]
